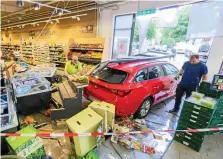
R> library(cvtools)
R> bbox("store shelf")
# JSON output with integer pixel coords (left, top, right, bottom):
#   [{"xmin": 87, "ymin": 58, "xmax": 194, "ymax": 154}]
[
  {"xmin": 69, "ymin": 47, "xmax": 103, "ymax": 51},
  {"xmin": 78, "ymin": 57, "xmax": 101, "ymax": 64}
]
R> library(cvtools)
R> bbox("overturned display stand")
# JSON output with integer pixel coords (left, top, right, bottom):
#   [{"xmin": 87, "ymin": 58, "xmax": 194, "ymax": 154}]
[{"xmin": 51, "ymin": 80, "xmax": 87, "ymax": 120}]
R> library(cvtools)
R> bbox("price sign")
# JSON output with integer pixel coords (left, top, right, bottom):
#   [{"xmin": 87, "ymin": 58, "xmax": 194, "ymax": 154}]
[{"xmin": 211, "ymin": 74, "xmax": 223, "ymax": 90}]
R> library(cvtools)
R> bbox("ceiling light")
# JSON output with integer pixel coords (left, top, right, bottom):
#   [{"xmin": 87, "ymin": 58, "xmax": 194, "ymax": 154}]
[
  {"xmin": 34, "ymin": 3, "xmax": 40, "ymax": 10},
  {"xmin": 77, "ymin": 17, "xmax": 80, "ymax": 21},
  {"xmin": 58, "ymin": 10, "xmax": 63, "ymax": 16},
  {"xmin": 50, "ymin": 21, "xmax": 54, "ymax": 24},
  {"xmin": 17, "ymin": 0, "xmax": 24, "ymax": 7},
  {"xmin": 36, "ymin": 23, "xmax": 39, "ymax": 26},
  {"xmin": 71, "ymin": 16, "xmax": 76, "ymax": 19}
]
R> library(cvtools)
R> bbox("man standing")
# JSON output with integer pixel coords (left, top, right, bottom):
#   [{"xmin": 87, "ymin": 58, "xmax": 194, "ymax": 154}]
[
  {"xmin": 169, "ymin": 54, "xmax": 208, "ymax": 113},
  {"xmin": 64, "ymin": 54, "xmax": 82, "ymax": 76}
]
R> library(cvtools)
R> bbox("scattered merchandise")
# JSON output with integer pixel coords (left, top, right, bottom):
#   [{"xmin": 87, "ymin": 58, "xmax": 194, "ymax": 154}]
[
  {"xmin": 88, "ymin": 101, "xmax": 115, "ymax": 132},
  {"xmin": 6, "ymin": 126, "xmax": 46, "ymax": 159}
]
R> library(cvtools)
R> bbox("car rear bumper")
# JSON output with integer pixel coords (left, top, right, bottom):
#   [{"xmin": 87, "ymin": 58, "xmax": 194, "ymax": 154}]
[{"xmin": 84, "ymin": 88, "xmax": 137, "ymax": 116}]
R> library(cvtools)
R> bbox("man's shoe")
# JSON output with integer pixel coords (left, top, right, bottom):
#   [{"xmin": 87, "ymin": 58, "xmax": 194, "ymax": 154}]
[{"xmin": 168, "ymin": 108, "xmax": 179, "ymax": 113}]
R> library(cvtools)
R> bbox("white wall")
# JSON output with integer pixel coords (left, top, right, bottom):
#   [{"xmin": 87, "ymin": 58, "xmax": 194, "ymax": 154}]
[
  {"xmin": 206, "ymin": 37, "xmax": 223, "ymax": 80},
  {"xmin": 98, "ymin": 1, "xmax": 187, "ymax": 38}
]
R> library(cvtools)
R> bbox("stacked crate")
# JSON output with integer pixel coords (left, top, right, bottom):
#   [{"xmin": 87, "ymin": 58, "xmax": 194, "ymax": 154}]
[
  {"xmin": 198, "ymin": 81, "xmax": 223, "ymax": 135},
  {"xmin": 207, "ymin": 96, "xmax": 223, "ymax": 134},
  {"xmin": 174, "ymin": 97, "xmax": 217, "ymax": 151}
]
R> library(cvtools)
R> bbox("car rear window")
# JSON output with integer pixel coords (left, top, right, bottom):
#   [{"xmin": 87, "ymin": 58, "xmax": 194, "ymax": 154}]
[{"xmin": 91, "ymin": 67, "xmax": 128, "ymax": 84}]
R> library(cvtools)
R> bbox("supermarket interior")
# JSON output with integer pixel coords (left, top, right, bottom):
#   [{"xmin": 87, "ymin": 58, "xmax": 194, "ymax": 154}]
[{"xmin": 1, "ymin": 1, "xmax": 223, "ymax": 159}]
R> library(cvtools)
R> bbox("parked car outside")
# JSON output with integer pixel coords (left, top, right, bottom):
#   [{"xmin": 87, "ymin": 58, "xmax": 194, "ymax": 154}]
[
  {"xmin": 161, "ymin": 45, "xmax": 168, "ymax": 52},
  {"xmin": 84, "ymin": 60, "xmax": 179, "ymax": 118},
  {"xmin": 176, "ymin": 42, "xmax": 187, "ymax": 54},
  {"xmin": 185, "ymin": 44, "xmax": 210, "ymax": 63}
]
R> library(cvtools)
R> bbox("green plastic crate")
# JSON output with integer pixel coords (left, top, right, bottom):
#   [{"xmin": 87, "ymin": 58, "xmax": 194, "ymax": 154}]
[
  {"xmin": 198, "ymin": 81, "xmax": 223, "ymax": 99},
  {"xmin": 174, "ymin": 135, "xmax": 202, "ymax": 152},
  {"xmin": 180, "ymin": 110, "xmax": 211, "ymax": 122},
  {"xmin": 209, "ymin": 118, "xmax": 223, "ymax": 127},
  {"xmin": 177, "ymin": 120, "xmax": 206, "ymax": 134},
  {"xmin": 183, "ymin": 98, "xmax": 216, "ymax": 115},
  {"xmin": 175, "ymin": 131, "xmax": 204, "ymax": 143}
]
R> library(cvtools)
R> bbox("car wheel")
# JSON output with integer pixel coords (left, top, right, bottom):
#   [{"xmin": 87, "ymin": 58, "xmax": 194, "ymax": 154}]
[{"xmin": 134, "ymin": 97, "xmax": 152, "ymax": 119}]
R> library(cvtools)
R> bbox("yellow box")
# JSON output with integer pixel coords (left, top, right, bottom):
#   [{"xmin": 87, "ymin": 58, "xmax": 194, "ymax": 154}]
[
  {"xmin": 66, "ymin": 108, "xmax": 103, "ymax": 156},
  {"xmin": 89, "ymin": 101, "xmax": 115, "ymax": 132}
]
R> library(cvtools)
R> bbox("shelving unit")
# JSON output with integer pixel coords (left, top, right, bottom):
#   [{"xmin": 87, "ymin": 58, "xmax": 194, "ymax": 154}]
[
  {"xmin": 34, "ymin": 43, "xmax": 49, "ymax": 64},
  {"xmin": 1, "ymin": 44, "xmax": 21, "ymax": 61},
  {"xmin": 21, "ymin": 43, "xmax": 34, "ymax": 65},
  {"xmin": 69, "ymin": 43, "xmax": 104, "ymax": 65},
  {"xmin": 49, "ymin": 44, "xmax": 66, "ymax": 68}
]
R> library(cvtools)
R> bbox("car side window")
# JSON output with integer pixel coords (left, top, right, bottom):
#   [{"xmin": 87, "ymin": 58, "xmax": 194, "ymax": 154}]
[
  {"xmin": 148, "ymin": 65, "xmax": 164, "ymax": 79},
  {"xmin": 135, "ymin": 68, "xmax": 148, "ymax": 82},
  {"xmin": 163, "ymin": 64, "xmax": 179, "ymax": 76}
]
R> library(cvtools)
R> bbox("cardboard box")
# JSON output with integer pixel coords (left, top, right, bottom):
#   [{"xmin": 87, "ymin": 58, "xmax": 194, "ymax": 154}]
[
  {"xmin": 89, "ymin": 101, "xmax": 115, "ymax": 132},
  {"xmin": 6, "ymin": 126, "xmax": 45, "ymax": 159},
  {"xmin": 66, "ymin": 108, "xmax": 103, "ymax": 157}
]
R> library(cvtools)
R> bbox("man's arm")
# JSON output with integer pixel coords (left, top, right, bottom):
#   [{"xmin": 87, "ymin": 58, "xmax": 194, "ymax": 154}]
[
  {"xmin": 201, "ymin": 64, "xmax": 208, "ymax": 81},
  {"xmin": 202, "ymin": 74, "xmax": 208, "ymax": 81},
  {"xmin": 64, "ymin": 62, "xmax": 69, "ymax": 76}
]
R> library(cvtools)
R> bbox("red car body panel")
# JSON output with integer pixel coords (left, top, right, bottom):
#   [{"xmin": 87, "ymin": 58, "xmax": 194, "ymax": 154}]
[{"xmin": 84, "ymin": 61, "xmax": 178, "ymax": 116}]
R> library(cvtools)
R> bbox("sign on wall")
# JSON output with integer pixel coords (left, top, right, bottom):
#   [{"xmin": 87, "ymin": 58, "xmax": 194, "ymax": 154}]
[
  {"xmin": 40, "ymin": 29, "xmax": 57, "ymax": 36},
  {"xmin": 116, "ymin": 38, "xmax": 129, "ymax": 56},
  {"xmin": 78, "ymin": 25, "xmax": 94, "ymax": 33}
]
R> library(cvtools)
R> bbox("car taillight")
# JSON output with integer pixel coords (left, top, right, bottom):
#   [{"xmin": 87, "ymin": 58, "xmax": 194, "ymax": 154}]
[{"xmin": 111, "ymin": 90, "xmax": 131, "ymax": 97}]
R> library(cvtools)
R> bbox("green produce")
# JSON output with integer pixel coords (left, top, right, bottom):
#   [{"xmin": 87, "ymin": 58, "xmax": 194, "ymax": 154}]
[{"xmin": 192, "ymin": 92, "xmax": 205, "ymax": 99}]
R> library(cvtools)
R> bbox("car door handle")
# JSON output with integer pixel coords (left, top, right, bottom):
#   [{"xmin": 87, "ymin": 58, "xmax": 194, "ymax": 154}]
[{"xmin": 153, "ymin": 86, "xmax": 159, "ymax": 89}]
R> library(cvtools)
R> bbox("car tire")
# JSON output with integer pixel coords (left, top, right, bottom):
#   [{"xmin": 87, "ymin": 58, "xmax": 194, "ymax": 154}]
[{"xmin": 134, "ymin": 97, "xmax": 152, "ymax": 119}]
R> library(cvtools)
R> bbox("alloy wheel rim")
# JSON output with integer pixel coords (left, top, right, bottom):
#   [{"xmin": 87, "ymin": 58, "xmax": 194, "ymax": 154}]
[{"xmin": 140, "ymin": 100, "xmax": 151, "ymax": 117}]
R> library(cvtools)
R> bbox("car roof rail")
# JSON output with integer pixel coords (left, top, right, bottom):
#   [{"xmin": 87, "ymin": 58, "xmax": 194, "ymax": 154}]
[
  {"xmin": 109, "ymin": 54, "xmax": 173, "ymax": 64},
  {"xmin": 91, "ymin": 54, "xmax": 173, "ymax": 75}
]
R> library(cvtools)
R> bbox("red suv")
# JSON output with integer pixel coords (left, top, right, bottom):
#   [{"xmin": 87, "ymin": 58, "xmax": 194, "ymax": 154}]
[{"xmin": 84, "ymin": 59, "xmax": 179, "ymax": 118}]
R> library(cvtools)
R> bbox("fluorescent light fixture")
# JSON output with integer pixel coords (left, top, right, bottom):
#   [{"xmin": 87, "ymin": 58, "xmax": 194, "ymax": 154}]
[
  {"xmin": 34, "ymin": 3, "xmax": 40, "ymax": 10},
  {"xmin": 17, "ymin": 0, "xmax": 24, "ymax": 7},
  {"xmin": 58, "ymin": 10, "xmax": 63, "ymax": 16},
  {"xmin": 23, "ymin": 0, "xmax": 71, "ymax": 13}
]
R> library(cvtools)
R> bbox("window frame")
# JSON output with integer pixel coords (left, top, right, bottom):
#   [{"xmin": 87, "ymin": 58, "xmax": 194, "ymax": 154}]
[
  {"xmin": 134, "ymin": 68, "xmax": 149, "ymax": 83},
  {"xmin": 162, "ymin": 63, "xmax": 179, "ymax": 76},
  {"xmin": 133, "ymin": 64, "xmax": 166, "ymax": 82}
]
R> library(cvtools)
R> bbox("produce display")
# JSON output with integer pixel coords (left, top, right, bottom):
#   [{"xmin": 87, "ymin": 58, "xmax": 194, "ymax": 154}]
[
  {"xmin": 12, "ymin": 73, "xmax": 51, "ymax": 96},
  {"xmin": 70, "ymin": 43, "xmax": 104, "ymax": 49},
  {"xmin": 192, "ymin": 92, "xmax": 205, "ymax": 99},
  {"xmin": 187, "ymin": 96, "xmax": 217, "ymax": 109},
  {"xmin": 200, "ymin": 97, "xmax": 217, "ymax": 109},
  {"xmin": 81, "ymin": 63, "xmax": 95, "ymax": 75}
]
